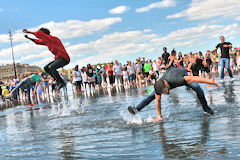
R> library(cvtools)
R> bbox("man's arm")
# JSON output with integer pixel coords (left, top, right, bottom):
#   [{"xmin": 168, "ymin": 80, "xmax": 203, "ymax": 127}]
[
  {"xmin": 23, "ymin": 29, "xmax": 35, "ymax": 35},
  {"xmin": 153, "ymin": 94, "xmax": 163, "ymax": 122},
  {"xmin": 24, "ymin": 35, "xmax": 46, "ymax": 45},
  {"xmin": 184, "ymin": 76, "xmax": 220, "ymax": 88}
]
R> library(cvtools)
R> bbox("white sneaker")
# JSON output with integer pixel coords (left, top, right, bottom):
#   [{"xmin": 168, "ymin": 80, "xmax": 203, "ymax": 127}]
[
  {"xmin": 230, "ymin": 78, "xmax": 235, "ymax": 81},
  {"xmin": 219, "ymin": 79, "xmax": 224, "ymax": 83}
]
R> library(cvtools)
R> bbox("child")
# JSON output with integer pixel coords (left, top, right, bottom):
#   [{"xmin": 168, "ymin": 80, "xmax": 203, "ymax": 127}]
[{"xmin": 122, "ymin": 68, "xmax": 129, "ymax": 87}]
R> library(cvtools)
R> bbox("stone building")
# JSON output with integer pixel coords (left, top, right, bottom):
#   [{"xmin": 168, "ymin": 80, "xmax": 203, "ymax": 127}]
[{"xmin": 0, "ymin": 63, "xmax": 39, "ymax": 80}]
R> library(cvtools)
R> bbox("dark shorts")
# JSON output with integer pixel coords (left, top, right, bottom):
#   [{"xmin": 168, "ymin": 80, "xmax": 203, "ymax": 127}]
[
  {"xmin": 151, "ymin": 75, "xmax": 156, "ymax": 80},
  {"xmin": 144, "ymin": 72, "xmax": 149, "ymax": 77},
  {"xmin": 109, "ymin": 75, "xmax": 115, "ymax": 84},
  {"xmin": 130, "ymin": 74, "xmax": 136, "ymax": 81},
  {"xmin": 76, "ymin": 81, "xmax": 82, "ymax": 89}
]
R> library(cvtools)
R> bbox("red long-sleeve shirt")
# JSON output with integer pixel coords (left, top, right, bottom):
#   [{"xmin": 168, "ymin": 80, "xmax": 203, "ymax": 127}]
[{"xmin": 33, "ymin": 31, "xmax": 70, "ymax": 62}]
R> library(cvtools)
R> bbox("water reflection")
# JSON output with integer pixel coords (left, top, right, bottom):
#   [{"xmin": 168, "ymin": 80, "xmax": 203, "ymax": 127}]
[
  {"xmin": 222, "ymin": 82, "xmax": 236, "ymax": 104},
  {"xmin": 158, "ymin": 116, "xmax": 227, "ymax": 159}
]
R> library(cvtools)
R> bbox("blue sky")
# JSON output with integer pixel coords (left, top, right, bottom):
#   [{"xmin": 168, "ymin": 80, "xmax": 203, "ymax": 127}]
[{"xmin": 0, "ymin": 0, "xmax": 240, "ymax": 68}]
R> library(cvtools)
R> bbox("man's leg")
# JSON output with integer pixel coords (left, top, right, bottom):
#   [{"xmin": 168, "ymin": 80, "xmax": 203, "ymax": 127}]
[
  {"xmin": 45, "ymin": 59, "xmax": 69, "ymax": 85},
  {"xmin": 136, "ymin": 91, "xmax": 156, "ymax": 111},
  {"xmin": 187, "ymin": 82, "xmax": 214, "ymax": 114},
  {"xmin": 225, "ymin": 58, "xmax": 233, "ymax": 78},
  {"xmin": 44, "ymin": 61, "xmax": 58, "ymax": 82},
  {"xmin": 220, "ymin": 58, "xmax": 225, "ymax": 79},
  {"xmin": 128, "ymin": 91, "xmax": 156, "ymax": 115}
]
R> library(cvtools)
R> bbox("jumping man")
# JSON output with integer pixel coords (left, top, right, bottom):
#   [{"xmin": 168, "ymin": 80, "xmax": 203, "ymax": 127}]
[{"xmin": 23, "ymin": 28, "xmax": 70, "ymax": 90}]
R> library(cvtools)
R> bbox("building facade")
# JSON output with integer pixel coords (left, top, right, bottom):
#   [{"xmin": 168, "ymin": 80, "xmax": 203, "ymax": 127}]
[{"xmin": 0, "ymin": 63, "xmax": 39, "ymax": 80}]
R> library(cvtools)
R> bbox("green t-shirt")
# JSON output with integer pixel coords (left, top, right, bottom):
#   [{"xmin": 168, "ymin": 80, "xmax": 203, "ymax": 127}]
[
  {"xmin": 144, "ymin": 63, "xmax": 151, "ymax": 73},
  {"xmin": 31, "ymin": 74, "xmax": 41, "ymax": 83}
]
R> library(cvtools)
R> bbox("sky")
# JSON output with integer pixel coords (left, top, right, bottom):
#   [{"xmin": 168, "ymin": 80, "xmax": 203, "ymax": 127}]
[{"xmin": 0, "ymin": 0, "xmax": 240, "ymax": 68}]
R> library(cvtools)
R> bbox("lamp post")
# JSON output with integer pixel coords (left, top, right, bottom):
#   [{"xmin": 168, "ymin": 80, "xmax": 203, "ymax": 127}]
[{"xmin": 9, "ymin": 29, "xmax": 17, "ymax": 78}]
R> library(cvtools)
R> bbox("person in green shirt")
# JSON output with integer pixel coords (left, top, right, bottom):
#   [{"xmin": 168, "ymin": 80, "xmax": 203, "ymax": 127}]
[
  {"xmin": 144, "ymin": 61, "xmax": 151, "ymax": 77},
  {"xmin": 6, "ymin": 69, "xmax": 43, "ymax": 105}
]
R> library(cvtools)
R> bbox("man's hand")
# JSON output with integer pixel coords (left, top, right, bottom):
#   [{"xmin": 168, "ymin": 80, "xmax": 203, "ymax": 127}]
[
  {"xmin": 24, "ymin": 35, "xmax": 29, "ymax": 39},
  {"xmin": 153, "ymin": 115, "xmax": 163, "ymax": 123},
  {"xmin": 212, "ymin": 78, "xmax": 220, "ymax": 88},
  {"xmin": 23, "ymin": 29, "xmax": 28, "ymax": 33}
]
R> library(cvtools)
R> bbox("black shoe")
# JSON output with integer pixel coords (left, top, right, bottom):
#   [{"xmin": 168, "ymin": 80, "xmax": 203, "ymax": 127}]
[
  {"xmin": 56, "ymin": 83, "xmax": 66, "ymax": 91},
  {"xmin": 204, "ymin": 107, "xmax": 214, "ymax": 115},
  {"xmin": 128, "ymin": 106, "xmax": 138, "ymax": 115}
]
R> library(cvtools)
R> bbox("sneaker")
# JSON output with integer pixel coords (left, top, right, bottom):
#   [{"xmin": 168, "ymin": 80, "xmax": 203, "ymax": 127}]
[
  {"xmin": 128, "ymin": 106, "xmax": 138, "ymax": 115},
  {"xmin": 29, "ymin": 104, "xmax": 36, "ymax": 107},
  {"xmin": 56, "ymin": 83, "xmax": 66, "ymax": 91},
  {"xmin": 203, "ymin": 107, "xmax": 214, "ymax": 115},
  {"xmin": 230, "ymin": 78, "xmax": 235, "ymax": 81},
  {"xmin": 219, "ymin": 79, "xmax": 224, "ymax": 83}
]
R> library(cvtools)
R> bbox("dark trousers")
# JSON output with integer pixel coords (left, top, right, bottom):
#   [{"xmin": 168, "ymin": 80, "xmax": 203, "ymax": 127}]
[
  {"xmin": 44, "ymin": 58, "xmax": 69, "ymax": 85},
  {"xmin": 136, "ymin": 82, "xmax": 212, "ymax": 113}
]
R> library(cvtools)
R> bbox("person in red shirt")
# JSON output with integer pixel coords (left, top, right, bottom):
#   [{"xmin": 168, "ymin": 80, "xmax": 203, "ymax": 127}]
[{"xmin": 23, "ymin": 28, "xmax": 70, "ymax": 90}]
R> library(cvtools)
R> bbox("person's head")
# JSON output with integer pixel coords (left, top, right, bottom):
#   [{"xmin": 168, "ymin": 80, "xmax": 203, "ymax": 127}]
[
  {"xmin": 234, "ymin": 47, "xmax": 237, "ymax": 51},
  {"xmin": 206, "ymin": 50, "xmax": 211, "ymax": 55},
  {"xmin": 150, "ymin": 66, "xmax": 153, "ymax": 70},
  {"xmin": 137, "ymin": 60, "xmax": 141, "ymax": 64},
  {"xmin": 171, "ymin": 49, "xmax": 176, "ymax": 56},
  {"xmin": 154, "ymin": 79, "xmax": 170, "ymax": 95},
  {"xmin": 220, "ymin": 36, "xmax": 225, "ymax": 43},
  {"xmin": 101, "ymin": 65, "xmax": 105, "ymax": 69},
  {"xmin": 39, "ymin": 28, "xmax": 50, "ymax": 35},
  {"xmin": 178, "ymin": 52, "xmax": 182, "ymax": 57},
  {"xmin": 87, "ymin": 64, "xmax": 91, "ymax": 68},
  {"xmin": 92, "ymin": 65, "xmax": 95, "ymax": 69},
  {"xmin": 75, "ymin": 65, "xmax": 79, "ymax": 71},
  {"xmin": 115, "ymin": 60, "xmax": 118, "ymax": 65},
  {"xmin": 10, "ymin": 76, "xmax": 13, "ymax": 80},
  {"xmin": 158, "ymin": 57, "xmax": 161, "ymax": 60},
  {"xmin": 163, "ymin": 47, "xmax": 167, "ymax": 53}
]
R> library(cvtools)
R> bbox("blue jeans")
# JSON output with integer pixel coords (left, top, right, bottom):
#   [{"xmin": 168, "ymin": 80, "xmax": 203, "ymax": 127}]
[
  {"xmin": 136, "ymin": 82, "xmax": 212, "ymax": 113},
  {"xmin": 220, "ymin": 58, "xmax": 233, "ymax": 79},
  {"xmin": 12, "ymin": 77, "xmax": 33, "ymax": 104}
]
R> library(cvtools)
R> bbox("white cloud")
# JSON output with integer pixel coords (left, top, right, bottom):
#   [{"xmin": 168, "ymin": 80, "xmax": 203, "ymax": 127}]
[
  {"xmin": 65, "ymin": 23, "xmax": 240, "ymax": 68},
  {"xmin": 109, "ymin": 6, "xmax": 129, "ymax": 14},
  {"xmin": 136, "ymin": 0, "xmax": 176, "ymax": 13},
  {"xmin": 0, "ymin": 17, "xmax": 122, "ymax": 43},
  {"xmin": 167, "ymin": 0, "xmax": 240, "ymax": 20}
]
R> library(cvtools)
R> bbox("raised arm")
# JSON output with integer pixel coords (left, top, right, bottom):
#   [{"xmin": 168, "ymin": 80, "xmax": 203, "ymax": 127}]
[
  {"xmin": 184, "ymin": 76, "xmax": 220, "ymax": 88},
  {"xmin": 24, "ymin": 35, "xmax": 46, "ymax": 45}
]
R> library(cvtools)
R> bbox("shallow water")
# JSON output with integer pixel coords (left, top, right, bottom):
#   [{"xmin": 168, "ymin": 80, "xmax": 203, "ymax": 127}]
[{"xmin": 1, "ymin": 78, "xmax": 240, "ymax": 160}]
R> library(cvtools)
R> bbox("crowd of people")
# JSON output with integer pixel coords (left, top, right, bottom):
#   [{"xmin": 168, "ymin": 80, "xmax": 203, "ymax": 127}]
[{"xmin": 0, "ymin": 29, "xmax": 238, "ymax": 113}]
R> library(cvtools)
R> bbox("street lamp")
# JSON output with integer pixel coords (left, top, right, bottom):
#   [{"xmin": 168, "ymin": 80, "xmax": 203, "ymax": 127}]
[{"xmin": 9, "ymin": 29, "xmax": 17, "ymax": 78}]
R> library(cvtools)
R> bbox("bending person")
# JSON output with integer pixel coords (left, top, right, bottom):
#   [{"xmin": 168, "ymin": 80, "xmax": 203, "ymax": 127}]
[
  {"xmin": 6, "ymin": 70, "xmax": 42, "ymax": 105},
  {"xmin": 23, "ymin": 28, "xmax": 70, "ymax": 90},
  {"xmin": 128, "ymin": 68, "xmax": 220, "ymax": 122}
]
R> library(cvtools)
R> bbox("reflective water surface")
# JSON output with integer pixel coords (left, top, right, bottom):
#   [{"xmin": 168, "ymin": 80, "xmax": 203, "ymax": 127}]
[{"xmin": 1, "ymin": 79, "xmax": 240, "ymax": 160}]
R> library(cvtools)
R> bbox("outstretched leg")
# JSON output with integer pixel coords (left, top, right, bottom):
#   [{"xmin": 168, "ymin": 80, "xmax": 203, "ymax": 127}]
[
  {"xmin": 128, "ymin": 91, "xmax": 156, "ymax": 115},
  {"xmin": 187, "ymin": 82, "xmax": 214, "ymax": 114}
]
